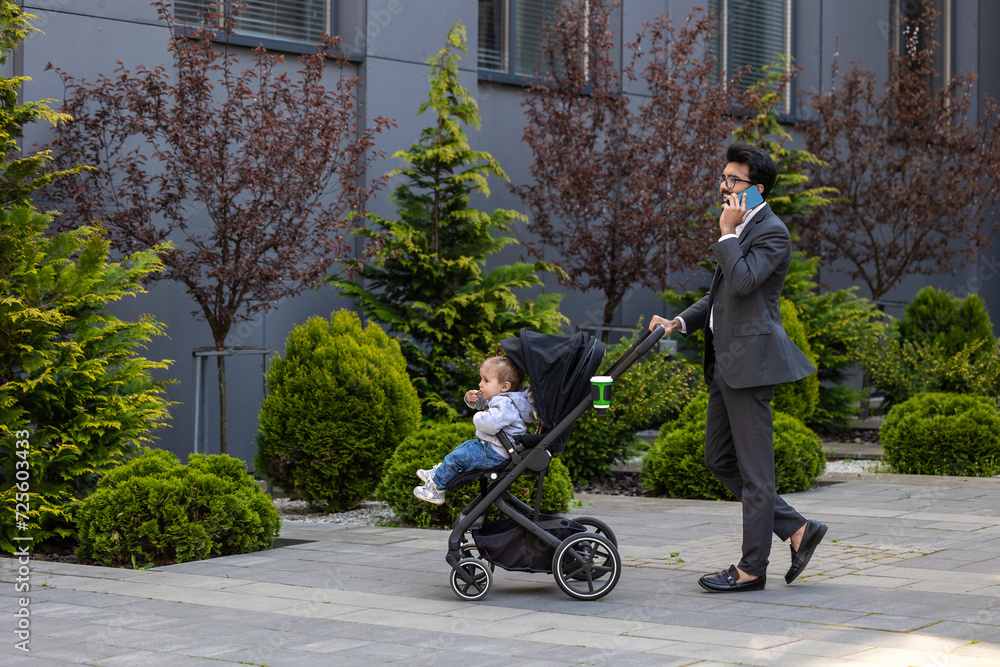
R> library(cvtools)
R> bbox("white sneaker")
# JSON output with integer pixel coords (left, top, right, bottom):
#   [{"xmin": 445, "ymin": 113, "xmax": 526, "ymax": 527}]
[
  {"xmin": 416, "ymin": 463, "xmax": 440, "ymax": 484},
  {"xmin": 413, "ymin": 479, "xmax": 445, "ymax": 505}
]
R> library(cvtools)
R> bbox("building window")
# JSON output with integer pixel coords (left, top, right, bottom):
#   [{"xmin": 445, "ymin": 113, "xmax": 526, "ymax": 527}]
[
  {"xmin": 174, "ymin": 0, "xmax": 334, "ymax": 50},
  {"xmin": 478, "ymin": 0, "xmax": 567, "ymax": 78},
  {"xmin": 889, "ymin": 0, "xmax": 951, "ymax": 89},
  {"xmin": 709, "ymin": 0, "xmax": 793, "ymax": 114}
]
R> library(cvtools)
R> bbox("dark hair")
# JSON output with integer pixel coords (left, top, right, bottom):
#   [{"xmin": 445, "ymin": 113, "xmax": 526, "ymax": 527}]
[
  {"xmin": 481, "ymin": 355, "xmax": 524, "ymax": 392},
  {"xmin": 726, "ymin": 142, "xmax": 777, "ymax": 199}
]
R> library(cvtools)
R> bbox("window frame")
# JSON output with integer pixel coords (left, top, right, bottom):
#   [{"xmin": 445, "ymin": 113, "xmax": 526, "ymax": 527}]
[
  {"xmin": 711, "ymin": 0, "xmax": 796, "ymax": 120},
  {"xmin": 477, "ymin": 0, "xmax": 570, "ymax": 87},
  {"xmin": 173, "ymin": 0, "xmax": 348, "ymax": 59}
]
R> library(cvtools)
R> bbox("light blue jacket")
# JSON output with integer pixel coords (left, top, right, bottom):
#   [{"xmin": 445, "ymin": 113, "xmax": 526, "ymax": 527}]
[{"xmin": 465, "ymin": 390, "xmax": 537, "ymax": 456}]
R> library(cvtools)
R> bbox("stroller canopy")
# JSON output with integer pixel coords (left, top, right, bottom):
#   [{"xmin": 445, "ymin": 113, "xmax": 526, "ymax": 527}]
[{"xmin": 499, "ymin": 329, "xmax": 606, "ymax": 452}]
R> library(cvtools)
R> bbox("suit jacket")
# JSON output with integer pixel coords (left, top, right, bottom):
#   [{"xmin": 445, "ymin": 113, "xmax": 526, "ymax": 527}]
[{"xmin": 680, "ymin": 203, "xmax": 816, "ymax": 389}]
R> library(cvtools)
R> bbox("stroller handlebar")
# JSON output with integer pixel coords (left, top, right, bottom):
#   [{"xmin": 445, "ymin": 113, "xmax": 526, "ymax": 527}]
[
  {"xmin": 503, "ymin": 324, "xmax": 667, "ymax": 456},
  {"xmin": 535, "ymin": 324, "xmax": 667, "ymax": 450},
  {"xmin": 605, "ymin": 324, "xmax": 665, "ymax": 381}
]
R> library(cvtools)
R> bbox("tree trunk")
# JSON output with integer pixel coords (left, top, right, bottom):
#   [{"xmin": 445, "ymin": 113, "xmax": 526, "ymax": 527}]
[
  {"xmin": 217, "ymin": 352, "xmax": 228, "ymax": 455},
  {"xmin": 600, "ymin": 296, "xmax": 620, "ymax": 344}
]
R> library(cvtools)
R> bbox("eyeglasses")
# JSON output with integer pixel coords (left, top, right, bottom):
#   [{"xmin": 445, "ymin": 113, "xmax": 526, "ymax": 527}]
[{"xmin": 718, "ymin": 174, "xmax": 755, "ymax": 189}]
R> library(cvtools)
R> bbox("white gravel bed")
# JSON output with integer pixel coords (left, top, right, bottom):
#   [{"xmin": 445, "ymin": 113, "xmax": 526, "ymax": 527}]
[
  {"xmin": 823, "ymin": 459, "xmax": 887, "ymax": 474},
  {"xmin": 273, "ymin": 498, "xmax": 398, "ymax": 526}
]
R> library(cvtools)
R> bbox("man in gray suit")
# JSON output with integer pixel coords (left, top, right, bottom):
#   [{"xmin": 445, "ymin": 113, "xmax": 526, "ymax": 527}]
[{"xmin": 649, "ymin": 143, "xmax": 825, "ymax": 592}]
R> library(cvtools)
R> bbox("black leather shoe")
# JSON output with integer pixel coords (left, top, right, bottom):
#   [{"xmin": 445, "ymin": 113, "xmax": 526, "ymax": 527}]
[
  {"xmin": 785, "ymin": 519, "xmax": 828, "ymax": 584},
  {"xmin": 698, "ymin": 565, "xmax": 766, "ymax": 593}
]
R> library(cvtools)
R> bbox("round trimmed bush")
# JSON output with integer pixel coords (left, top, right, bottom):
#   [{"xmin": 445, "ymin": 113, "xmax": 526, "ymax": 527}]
[
  {"xmin": 880, "ymin": 392, "xmax": 1000, "ymax": 476},
  {"xmin": 376, "ymin": 421, "xmax": 573, "ymax": 527},
  {"xmin": 772, "ymin": 297, "xmax": 820, "ymax": 422},
  {"xmin": 560, "ymin": 338, "xmax": 701, "ymax": 483},
  {"xmin": 75, "ymin": 448, "xmax": 280, "ymax": 566},
  {"xmin": 642, "ymin": 393, "xmax": 825, "ymax": 499},
  {"xmin": 254, "ymin": 310, "xmax": 420, "ymax": 511},
  {"xmin": 899, "ymin": 287, "xmax": 994, "ymax": 357}
]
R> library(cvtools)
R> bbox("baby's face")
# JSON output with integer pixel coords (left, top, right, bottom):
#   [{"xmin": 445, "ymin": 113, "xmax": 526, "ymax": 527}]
[{"xmin": 478, "ymin": 369, "xmax": 509, "ymax": 400}]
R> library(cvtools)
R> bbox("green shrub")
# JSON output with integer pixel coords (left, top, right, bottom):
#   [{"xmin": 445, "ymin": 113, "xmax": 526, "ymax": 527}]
[
  {"xmin": 781, "ymin": 253, "xmax": 880, "ymax": 431},
  {"xmin": 642, "ymin": 394, "xmax": 825, "ymax": 499},
  {"xmin": 854, "ymin": 288, "xmax": 1000, "ymax": 408},
  {"xmin": 899, "ymin": 287, "xmax": 994, "ymax": 356},
  {"xmin": 856, "ymin": 315, "xmax": 1000, "ymax": 409},
  {"xmin": 75, "ymin": 448, "xmax": 280, "ymax": 566},
  {"xmin": 559, "ymin": 335, "xmax": 702, "ymax": 483},
  {"xmin": 376, "ymin": 421, "xmax": 573, "ymax": 527},
  {"xmin": 772, "ymin": 297, "xmax": 820, "ymax": 422},
  {"xmin": 641, "ymin": 395, "xmax": 724, "ymax": 499},
  {"xmin": 879, "ymin": 392, "xmax": 1000, "ymax": 476},
  {"xmin": 254, "ymin": 310, "xmax": 420, "ymax": 511},
  {"xmin": 0, "ymin": 207, "xmax": 171, "ymax": 553}
]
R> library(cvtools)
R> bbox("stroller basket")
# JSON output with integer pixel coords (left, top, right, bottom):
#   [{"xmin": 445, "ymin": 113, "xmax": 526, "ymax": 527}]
[{"xmin": 472, "ymin": 516, "xmax": 586, "ymax": 573}]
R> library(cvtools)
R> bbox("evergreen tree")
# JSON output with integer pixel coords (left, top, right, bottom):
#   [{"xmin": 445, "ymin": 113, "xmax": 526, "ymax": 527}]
[
  {"xmin": 0, "ymin": 3, "xmax": 172, "ymax": 552},
  {"xmin": 0, "ymin": 194, "xmax": 172, "ymax": 554},
  {"xmin": 332, "ymin": 23, "xmax": 566, "ymax": 416}
]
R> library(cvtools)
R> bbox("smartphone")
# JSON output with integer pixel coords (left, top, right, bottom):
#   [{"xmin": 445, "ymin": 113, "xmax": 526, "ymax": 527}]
[{"xmin": 732, "ymin": 185, "xmax": 764, "ymax": 210}]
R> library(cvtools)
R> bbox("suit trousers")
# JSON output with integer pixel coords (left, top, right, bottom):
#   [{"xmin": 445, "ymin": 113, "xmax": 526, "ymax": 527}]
[{"xmin": 704, "ymin": 361, "xmax": 805, "ymax": 577}]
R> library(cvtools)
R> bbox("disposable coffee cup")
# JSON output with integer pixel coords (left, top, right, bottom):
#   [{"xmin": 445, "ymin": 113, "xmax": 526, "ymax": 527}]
[{"xmin": 591, "ymin": 376, "xmax": 613, "ymax": 416}]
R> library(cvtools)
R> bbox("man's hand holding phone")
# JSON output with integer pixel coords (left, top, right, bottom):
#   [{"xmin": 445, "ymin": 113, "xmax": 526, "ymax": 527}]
[{"xmin": 720, "ymin": 186, "xmax": 763, "ymax": 235}]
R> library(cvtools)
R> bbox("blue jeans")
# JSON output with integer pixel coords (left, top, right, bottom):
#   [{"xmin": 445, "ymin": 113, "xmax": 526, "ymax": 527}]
[{"xmin": 433, "ymin": 439, "xmax": 507, "ymax": 489}]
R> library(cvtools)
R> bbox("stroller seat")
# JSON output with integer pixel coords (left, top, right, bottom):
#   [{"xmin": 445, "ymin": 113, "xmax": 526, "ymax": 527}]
[
  {"xmin": 444, "ymin": 461, "xmax": 510, "ymax": 492},
  {"xmin": 444, "ymin": 431, "xmax": 550, "ymax": 493}
]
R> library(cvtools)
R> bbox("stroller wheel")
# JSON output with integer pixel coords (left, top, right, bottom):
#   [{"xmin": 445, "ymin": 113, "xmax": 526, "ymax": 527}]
[
  {"xmin": 553, "ymin": 533, "xmax": 621, "ymax": 601},
  {"xmin": 459, "ymin": 535, "xmax": 495, "ymax": 572},
  {"xmin": 573, "ymin": 517, "xmax": 618, "ymax": 546},
  {"xmin": 568, "ymin": 517, "xmax": 617, "ymax": 581},
  {"xmin": 450, "ymin": 558, "xmax": 492, "ymax": 601}
]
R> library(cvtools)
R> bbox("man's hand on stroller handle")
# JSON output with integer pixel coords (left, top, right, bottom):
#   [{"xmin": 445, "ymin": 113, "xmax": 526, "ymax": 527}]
[{"xmin": 648, "ymin": 315, "xmax": 682, "ymax": 335}]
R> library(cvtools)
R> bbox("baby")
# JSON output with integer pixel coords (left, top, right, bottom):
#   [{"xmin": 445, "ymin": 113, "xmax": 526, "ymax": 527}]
[{"xmin": 414, "ymin": 355, "xmax": 535, "ymax": 505}]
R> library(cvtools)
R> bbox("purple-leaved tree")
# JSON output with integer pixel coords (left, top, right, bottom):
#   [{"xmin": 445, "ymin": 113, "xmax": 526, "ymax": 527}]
[{"xmin": 45, "ymin": 1, "xmax": 394, "ymax": 452}]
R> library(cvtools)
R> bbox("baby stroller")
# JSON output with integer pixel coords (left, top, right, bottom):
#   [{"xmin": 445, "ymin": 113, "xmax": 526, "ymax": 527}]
[{"xmin": 444, "ymin": 325, "xmax": 665, "ymax": 601}]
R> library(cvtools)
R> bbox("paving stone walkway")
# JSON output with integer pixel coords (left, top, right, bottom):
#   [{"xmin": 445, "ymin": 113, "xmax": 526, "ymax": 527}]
[{"xmin": 4, "ymin": 472, "xmax": 1000, "ymax": 666}]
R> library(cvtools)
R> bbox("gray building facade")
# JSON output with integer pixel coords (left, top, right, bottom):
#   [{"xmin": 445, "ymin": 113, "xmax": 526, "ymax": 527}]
[{"xmin": 12, "ymin": 0, "xmax": 999, "ymax": 466}]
